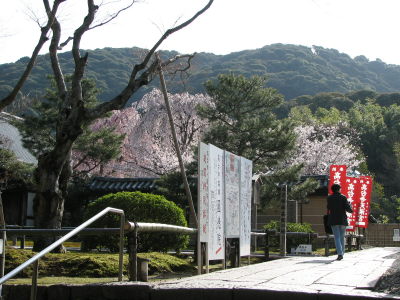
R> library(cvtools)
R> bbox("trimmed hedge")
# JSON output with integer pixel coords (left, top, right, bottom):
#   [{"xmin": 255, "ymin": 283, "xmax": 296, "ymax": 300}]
[{"xmin": 82, "ymin": 191, "xmax": 189, "ymax": 252}]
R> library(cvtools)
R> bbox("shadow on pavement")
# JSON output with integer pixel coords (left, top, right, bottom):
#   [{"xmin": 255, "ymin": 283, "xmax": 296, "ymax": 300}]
[{"xmin": 296, "ymin": 259, "xmax": 336, "ymax": 264}]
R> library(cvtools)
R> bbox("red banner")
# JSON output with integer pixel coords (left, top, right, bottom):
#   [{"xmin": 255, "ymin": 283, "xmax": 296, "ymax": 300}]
[
  {"xmin": 328, "ymin": 165, "xmax": 373, "ymax": 229},
  {"xmin": 356, "ymin": 176, "xmax": 373, "ymax": 228},
  {"xmin": 329, "ymin": 165, "xmax": 347, "ymax": 195},
  {"xmin": 344, "ymin": 177, "xmax": 360, "ymax": 231}
]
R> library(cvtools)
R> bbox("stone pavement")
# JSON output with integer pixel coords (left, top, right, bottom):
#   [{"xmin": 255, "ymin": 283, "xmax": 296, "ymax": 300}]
[
  {"xmin": 151, "ymin": 247, "xmax": 400, "ymax": 300},
  {"xmin": 4, "ymin": 247, "xmax": 400, "ymax": 300}
]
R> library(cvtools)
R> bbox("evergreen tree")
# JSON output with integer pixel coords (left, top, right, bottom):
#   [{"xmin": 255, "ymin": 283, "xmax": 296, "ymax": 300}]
[
  {"xmin": 0, "ymin": 148, "xmax": 34, "ymax": 187},
  {"xmin": 347, "ymin": 100, "xmax": 400, "ymax": 196},
  {"xmin": 198, "ymin": 74, "xmax": 317, "ymax": 206},
  {"xmin": 198, "ymin": 74, "xmax": 296, "ymax": 171}
]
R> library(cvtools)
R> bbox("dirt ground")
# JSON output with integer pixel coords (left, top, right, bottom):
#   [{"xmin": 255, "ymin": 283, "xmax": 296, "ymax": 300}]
[{"xmin": 374, "ymin": 251, "xmax": 400, "ymax": 296}]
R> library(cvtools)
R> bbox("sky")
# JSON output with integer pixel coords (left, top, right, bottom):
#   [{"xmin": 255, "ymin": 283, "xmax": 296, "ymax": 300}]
[{"xmin": 1, "ymin": 0, "xmax": 400, "ymax": 65}]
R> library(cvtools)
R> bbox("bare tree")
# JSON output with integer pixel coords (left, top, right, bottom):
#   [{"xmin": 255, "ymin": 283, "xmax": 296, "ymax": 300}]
[{"xmin": 0, "ymin": 0, "xmax": 213, "ymax": 250}]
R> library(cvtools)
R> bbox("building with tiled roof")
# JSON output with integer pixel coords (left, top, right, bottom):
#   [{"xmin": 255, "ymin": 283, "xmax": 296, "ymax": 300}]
[{"xmin": 88, "ymin": 176, "xmax": 158, "ymax": 194}]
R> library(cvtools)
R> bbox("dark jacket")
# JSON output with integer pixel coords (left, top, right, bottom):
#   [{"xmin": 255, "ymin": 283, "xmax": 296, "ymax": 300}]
[{"xmin": 327, "ymin": 192, "xmax": 353, "ymax": 226}]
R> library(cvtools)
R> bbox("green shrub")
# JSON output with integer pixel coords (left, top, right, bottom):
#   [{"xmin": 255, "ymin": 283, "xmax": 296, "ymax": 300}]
[
  {"xmin": 263, "ymin": 221, "xmax": 315, "ymax": 252},
  {"xmin": 82, "ymin": 191, "xmax": 189, "ymax": 252}
]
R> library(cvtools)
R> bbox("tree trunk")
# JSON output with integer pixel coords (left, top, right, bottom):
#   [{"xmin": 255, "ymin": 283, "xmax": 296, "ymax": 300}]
[{"xmin": 32, "ymin": 140, "xmax": 74, "ymax": 252}]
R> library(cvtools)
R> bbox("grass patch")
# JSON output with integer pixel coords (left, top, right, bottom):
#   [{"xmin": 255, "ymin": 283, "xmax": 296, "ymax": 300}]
[
  {"xmin": 139, "ymin": 252, "xmax": 193, "ymax": 274},
  {"xmin": 4, "ymin": 247, "xmax": 194, "ymax": 279}
]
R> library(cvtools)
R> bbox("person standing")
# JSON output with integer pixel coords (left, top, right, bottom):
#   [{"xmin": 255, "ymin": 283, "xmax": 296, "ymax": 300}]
[{"xmin": 327, "ymin": 183, "xmax": 353, "ymax": 260}]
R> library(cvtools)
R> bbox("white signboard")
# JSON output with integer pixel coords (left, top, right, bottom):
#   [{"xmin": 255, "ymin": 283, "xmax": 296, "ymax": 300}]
[
  {"xmin": 294, "ymin": 244, "xmax": 312, "ymax": 255},
  {"xmin": 198, "ymin": 143, "xmax": 253, "ymax": 261},
  {"xmin": 208, "ymin": 144, "xmax": 225, "ymax": 260},
  {"xmin": 224, "ymin": 151, "xmax": 241, "ymax": 238},
  {"xmin": 240, "ymin": 157, "xmax": 253, "ymax": 256},
  {"xmin": 198, "ymin": 142, "xmax": 209, "ymax": 243}
]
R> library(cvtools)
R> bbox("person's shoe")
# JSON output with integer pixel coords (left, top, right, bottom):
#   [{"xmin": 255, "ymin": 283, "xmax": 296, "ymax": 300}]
[{"xmin": 336, "ymin": 255, "xmax": 343, "ymax": 260}]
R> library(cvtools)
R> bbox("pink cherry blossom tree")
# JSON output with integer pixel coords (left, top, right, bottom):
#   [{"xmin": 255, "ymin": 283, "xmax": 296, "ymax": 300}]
[
  {"xmin": 282, "ymin": 124, "xmax": 364, "ymax": 175},
  {"xmin": 92, "ymin": 89, "xmax": 211, "ymax": 177}
]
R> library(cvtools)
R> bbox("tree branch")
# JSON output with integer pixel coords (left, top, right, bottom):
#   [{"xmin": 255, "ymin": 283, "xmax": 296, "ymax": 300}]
[
  {"xmin": 49, "ymin": 13, "xmax": 67, "ymax": 100},
  {"xmin": 89, "ymin": 0, "xmax": 135, "ymax": 31},
  {"xmin": 58, "ymin": 36, "xmax": 73, "ymax": 50},
  {"xmin": 70, "ymin": 0, "xmax": 98, "ymax": 104},
  {"xmin": 86, "ymin": 0, "xmax": 213, "ymax": 119},
  {"xmin": 0, "ymin": 0, "xmax": 65, "ymax": 111},
  {"xmin": 58, "ymin": 1, "xmax": 135, "ymax": 51},
  {"xmin": 119, "ymin": 157, "xmax": 167, "ymax": 176}
]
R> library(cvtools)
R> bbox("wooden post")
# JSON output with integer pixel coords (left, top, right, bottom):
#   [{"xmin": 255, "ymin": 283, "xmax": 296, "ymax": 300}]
[
  {"xmin": 197, "ymin": 234, "xmax": 202, "ymax": 275},
  {"xmin": 30, "ymin": 260, "xmax": 39, "ymax": 300},
  {"xmin": 127, "ymin": 228, "xmax": 138, "ymax": 281},
  {"xmin": 264, "ymin": 230, "xmax": 270, "ymax": 261},
  {"xmin": 324, "ymin": 237, "xmax": 329, "ymax": 256},
  {"xmin": 356, "ymin": 236, "xmax": 361, "ymax": 250},
  {"xmin": 156, "ymin": 54, "xmax": 198, "ymax": 228},
  {"xmin": 347, "ymin": 235, "xmax": 352, "ymax": 252},
  {"xmin": 21, "ymin": 235, "xmax": 25, "ymax": 249},
  {"xmin": 236, "ymin": 239, "xmax": 240, "ymax": 267}
]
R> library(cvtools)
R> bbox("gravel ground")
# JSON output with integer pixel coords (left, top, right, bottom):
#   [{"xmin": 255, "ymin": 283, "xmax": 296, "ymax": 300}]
[{"xmin": 374, "ymin": 251, "xmax": 400, "ymax": 296}]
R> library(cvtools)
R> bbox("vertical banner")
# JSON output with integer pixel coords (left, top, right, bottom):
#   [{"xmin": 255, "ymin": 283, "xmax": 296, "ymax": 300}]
[
  {"xmin": 329, "ymin": 165, "xmax": 347, "ymax": 194},
  {"xmin": 224, "ymin": 151, "xmax": 241, "ymax": 238},
  {"xmin": 240, "ymin": 157, "xmax": 253, "ymax": 256},
  {"xmin": 198, "ymin": 142, "xmax": 209, "ymax": 243},
  {"xmin": 356, "ymin": 176, "xmax": 373, "ymax": 228},
  {"xmin": 344, "ymin": 177, "xmax": 360, "ymax": 231},
  {"xmin": 208, "ymin": 144, "xmax": 225, "ymax": 260}
]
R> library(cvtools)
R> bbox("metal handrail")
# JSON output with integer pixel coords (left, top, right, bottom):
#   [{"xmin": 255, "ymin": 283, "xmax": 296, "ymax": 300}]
[
  {"xmin": 0, "ymin": 207, "xmax": 125, "ymax": 300},
  {"xmin": 124, "ymin": 221, "xmax": 197, "ymax": 234},
  {"xmin": 251, "ymin": 232, "xmax": 266, "ymax": 236}
]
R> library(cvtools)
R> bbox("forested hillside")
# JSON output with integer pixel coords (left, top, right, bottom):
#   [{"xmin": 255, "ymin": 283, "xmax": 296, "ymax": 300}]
[{"xmin": 2, "ymin": 44, "xmax": 400, "ymax": 104}]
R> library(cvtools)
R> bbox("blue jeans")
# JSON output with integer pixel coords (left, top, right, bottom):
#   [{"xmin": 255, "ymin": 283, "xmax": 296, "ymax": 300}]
[{"xmin": 331, "ymin": 225, "xmax": 346, "ymax": 256}]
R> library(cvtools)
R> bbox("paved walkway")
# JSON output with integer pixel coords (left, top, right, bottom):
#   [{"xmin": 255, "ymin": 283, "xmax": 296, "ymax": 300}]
[{"xmin": 152, "ymin": 247, "xmax": 400, "ymax": 300}]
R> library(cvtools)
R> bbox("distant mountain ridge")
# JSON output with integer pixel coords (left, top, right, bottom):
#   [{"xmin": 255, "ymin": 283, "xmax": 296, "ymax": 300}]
[{"xmin": 1, "ymin": 43, "xmax": 400, "ymax": 104}]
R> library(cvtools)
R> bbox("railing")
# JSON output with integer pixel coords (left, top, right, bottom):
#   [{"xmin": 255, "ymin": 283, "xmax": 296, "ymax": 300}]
[
  {"xmin": 2, "ymin": 218, "xmax": 316, "ymax": 297},
  {"xmin": 0, "ymin": 207, "xmax": 125, "ymax": 300},
  {"xmin": 124, "ymin": 221, "xmax": 198, "ymax": 233},
  {"xmin": 319, "ymin": 233, "xmax": 364, "ymax": 256},
  {"xmin": 124, "ymin": 221, "xmax": 197, "ymax": 281}
]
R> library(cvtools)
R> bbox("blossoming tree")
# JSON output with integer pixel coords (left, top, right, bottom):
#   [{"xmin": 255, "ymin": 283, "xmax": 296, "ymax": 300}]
[
  {"xmin": 283, "ymin": 124, "xmax": 364, "ymax": 175},
  {"xmin": 92, "ymin": 89, "xmax": 210, "ymax": 177}
]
